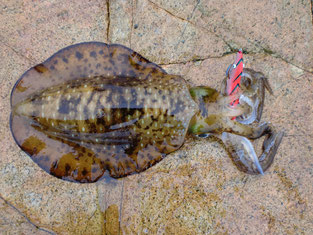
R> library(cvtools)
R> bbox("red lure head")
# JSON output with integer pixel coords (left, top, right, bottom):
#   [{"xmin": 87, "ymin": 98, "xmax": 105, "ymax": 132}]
[
  {"xmin": 226, "ymin": 49, "xmax": 244, "ymax": 119},
  {"xmin": 226, "ymin": 49, "xmax": 243, "ymax": 99}
]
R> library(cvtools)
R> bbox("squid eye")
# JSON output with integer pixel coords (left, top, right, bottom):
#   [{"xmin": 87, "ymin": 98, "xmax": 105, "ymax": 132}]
[
  {"xmin": 197, "ymin": 133, "xmax": 211, "ymax": 138},
  {"xmin": 242, "ymin": 77, "xmax": 251, "ymax": 88}
]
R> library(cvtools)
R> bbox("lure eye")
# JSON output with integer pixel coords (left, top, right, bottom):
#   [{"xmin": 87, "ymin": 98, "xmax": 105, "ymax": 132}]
[{"xmin": 225, "ymin": 64, "xmax": 238, "ymax": 78}]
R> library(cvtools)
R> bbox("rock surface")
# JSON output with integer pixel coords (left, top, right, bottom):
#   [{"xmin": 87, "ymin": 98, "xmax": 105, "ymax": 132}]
[{"xmin": 0, "ymin": 0, "xmax": 312, "ymax": 234}]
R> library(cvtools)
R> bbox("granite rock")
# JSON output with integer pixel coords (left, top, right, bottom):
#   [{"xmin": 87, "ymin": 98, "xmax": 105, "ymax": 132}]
[{"xmin": 0, "ymin": 0, "xmax": 312, "ymax": 234}]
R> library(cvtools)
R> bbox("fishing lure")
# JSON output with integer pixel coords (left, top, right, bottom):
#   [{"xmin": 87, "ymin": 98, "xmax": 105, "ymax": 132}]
[
  {"xmin": 226, "ymin": 49, "xmax": 243, "ymax": 109},
  {"xmin": 10, "ymin": 42, "xmax": 283, "ymax": 183}
]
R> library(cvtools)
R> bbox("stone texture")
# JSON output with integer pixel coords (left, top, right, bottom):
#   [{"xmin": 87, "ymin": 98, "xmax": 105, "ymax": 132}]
[
  {"xmin": 0, "ymin": 0, "xmax": 312, "ymax": 234},
  {"xmin": 0, "ymin": 196, "xmax": 53, "ymax": 234},
  {"xmin": 130, "ymin": 0, "xmax": 226, "ymax": 64},
  {"xmin": 0, "ymin": 0, "xmax": 108, "ymax": 63}
]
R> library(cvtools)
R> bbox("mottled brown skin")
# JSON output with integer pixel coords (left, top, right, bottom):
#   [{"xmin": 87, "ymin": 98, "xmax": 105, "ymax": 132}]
[
  {"xmin": 11, "ymin": 42, "xmax": 197, "ymax": 183},
  {"xmin": 11, "ymin": 42, "xmax": 283, "ymax": 183}
]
